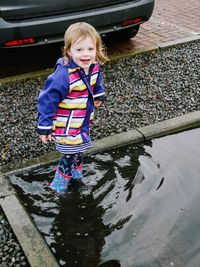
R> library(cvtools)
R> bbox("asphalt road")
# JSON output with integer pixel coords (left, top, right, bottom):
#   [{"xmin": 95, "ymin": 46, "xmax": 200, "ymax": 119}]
[
  {"xmin": 0, "ymin": 42, "xmax": 63, "ymax": 78},
  {"xmin": 0, "ymin": 36, "xmax": 132, "ymax": 79}
]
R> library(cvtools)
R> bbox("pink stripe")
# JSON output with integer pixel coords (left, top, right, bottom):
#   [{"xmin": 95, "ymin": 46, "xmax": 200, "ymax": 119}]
[
  {"xmin": 56, "ymin": 109, "xmax": 87, "ymax": 117},
  {"xmin": 92, "ymin": 64, "xmax": 99, "ymax": 73},
  {"xmin": 54, "ymin": 128, "xmax": 81, "ymax": 136},
  {"xmin": 73, "ymin": 109, "xmax": 87, "ymax": 117},
  {"xmin": 69, "ymin": 64, "xmax": 98, "ymax": 83},
  {"xmin": 68, "ymin": 91, "xmax": 88, "ymax": 98},
  {"xmin": 57, "ymin": 167, "xmax": 71, "ymax": 179},
  {"xmin": 56, "ymin": 109, "xmax": 71, "ymax": 116},
  {"xmin": 68, "ymin": 128, "xmax": 81, "ymax": 135},
  {"xmin": 55, "ymin": 128, "xmax": 65, "ymax": 135},
  {"xmin": 73, "ymin": 165, "xmax": 83, "ymax": 170},
  {"xmin": 69, "ymin": 72, "xmax": 80, "ymax": 82}
]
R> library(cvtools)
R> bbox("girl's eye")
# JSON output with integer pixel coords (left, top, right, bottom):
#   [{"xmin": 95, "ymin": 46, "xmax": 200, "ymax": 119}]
[
  {"xmin": 89, "ymin": 47, "xmax": 95, "ymax": 51},
  {"xmin": 76, "ymin": 48, "xmax": 82, "ymax": 52}
]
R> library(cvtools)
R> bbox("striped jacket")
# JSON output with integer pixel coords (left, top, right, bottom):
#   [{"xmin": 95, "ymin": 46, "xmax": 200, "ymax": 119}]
[{"xmin": 37, "ymin": 58, "xmax": 106, "ymax": 147}]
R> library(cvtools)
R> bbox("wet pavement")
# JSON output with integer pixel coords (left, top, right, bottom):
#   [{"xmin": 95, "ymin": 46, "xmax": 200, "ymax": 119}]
[{"xmin": 9, "ymin": 127, "xmax": 200, "ymax": 267}]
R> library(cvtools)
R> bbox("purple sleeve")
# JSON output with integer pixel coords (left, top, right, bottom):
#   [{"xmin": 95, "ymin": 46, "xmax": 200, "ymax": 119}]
[
  {"xmin": 93, "ymin": 69, "xmax": 106, "ymax": 101},
  {"xmin": 37, "ymin": 65, "xmax": 69, "ymax": 135}
]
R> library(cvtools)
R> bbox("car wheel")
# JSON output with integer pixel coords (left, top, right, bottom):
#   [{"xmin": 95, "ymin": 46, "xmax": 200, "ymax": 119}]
[{"xmin": 107, "ymin": 25, "xmax": 140, "ymax": 40}]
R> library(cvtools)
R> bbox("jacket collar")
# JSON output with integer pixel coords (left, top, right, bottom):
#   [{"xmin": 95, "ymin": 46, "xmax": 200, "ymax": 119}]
[
  {"xmin": 68, "ymin": 59, "xmax": 95, "ymax": 73},
  {"xmin": 68, "ymin": 59, "xmax": 80, "ymax": 70}
]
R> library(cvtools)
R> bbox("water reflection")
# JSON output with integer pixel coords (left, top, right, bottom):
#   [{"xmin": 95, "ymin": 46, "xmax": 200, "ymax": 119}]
[
  {"xmin": 10, "ymin": 128, "xmax": 200, "ymax": 267},
  {"xmin": 99, "ymin": 260, "xmax": 121, "ymax": 267}
]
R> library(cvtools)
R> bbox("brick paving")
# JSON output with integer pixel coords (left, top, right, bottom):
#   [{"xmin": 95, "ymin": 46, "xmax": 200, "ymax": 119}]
[{"xmin": 107, "ymin": 0, "xmax": 200, "ymax": 55}]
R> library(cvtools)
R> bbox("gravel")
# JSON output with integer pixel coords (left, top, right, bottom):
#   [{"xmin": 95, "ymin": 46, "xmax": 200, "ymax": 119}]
[
  {"xmin": 0, "ymin": 41, "xmax": 199, "ymax": 166},
  {"xmin": 0, "ymin": 40, "xmax": 199, "ymax": 266},
  {"xmin": 0, "ymin": 207, "xmax": 29, "ymax": 267}
]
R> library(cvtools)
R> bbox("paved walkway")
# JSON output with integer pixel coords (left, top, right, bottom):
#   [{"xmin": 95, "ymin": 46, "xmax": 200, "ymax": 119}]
[{"xmin": 108, "ymin": 0, "xmax": 200, "ymax": 55}]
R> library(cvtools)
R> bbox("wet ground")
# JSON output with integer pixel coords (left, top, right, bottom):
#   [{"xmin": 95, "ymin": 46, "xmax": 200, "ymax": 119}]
[{"xmin": 9, "ymin": 127, "xmax": 200, "ymax": 267}]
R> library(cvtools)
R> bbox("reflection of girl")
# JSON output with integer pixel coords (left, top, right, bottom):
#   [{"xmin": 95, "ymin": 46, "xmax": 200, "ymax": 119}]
[
  {"xmin": 37, "ymin": 22, "xmax": 108, "ymax": 192},
  {"xmin": 99, "ymin": 260, "xmax": 121, "ymax": 267}
]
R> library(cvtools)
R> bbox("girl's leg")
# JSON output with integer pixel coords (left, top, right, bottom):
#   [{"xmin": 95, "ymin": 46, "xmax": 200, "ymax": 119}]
[
  {"xmin": 71, "ymin": 152, "xmax": 83, "ymax": 180},
  {"xmin": 50, "ymin": 154, "xmax": 74, "ymax": 192}
]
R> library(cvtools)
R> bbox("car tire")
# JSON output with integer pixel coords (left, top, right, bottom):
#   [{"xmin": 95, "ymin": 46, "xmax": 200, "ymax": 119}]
[{"xmin": 107, "ymin": 25, "xmax": 140, "ymax": 40}]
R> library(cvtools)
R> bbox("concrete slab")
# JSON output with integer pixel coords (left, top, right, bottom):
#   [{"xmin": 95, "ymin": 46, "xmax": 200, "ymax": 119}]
[
  {"xmin": 137, "ymin": 111, "xmax": 200, "ymax": 140},
  {"xmin": 0, "ymin": 173, "xmax": 16, "ymax": 198},
  {"xmin": 84, "ymin": 129, "xmax": 144, "ymax": 155},
  {"xmin": 157, "ymin": 35, "xmax": 200, "ymax": 49}
]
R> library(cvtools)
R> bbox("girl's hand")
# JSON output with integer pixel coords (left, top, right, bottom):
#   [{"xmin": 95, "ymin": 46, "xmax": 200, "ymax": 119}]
[
  {"xmin": 94, "ymin": 100, "xmax": 102, "ymax": 108},
  {"xmin": 39, "ymin": 134, "xmax": 52, "ymax": 144}
]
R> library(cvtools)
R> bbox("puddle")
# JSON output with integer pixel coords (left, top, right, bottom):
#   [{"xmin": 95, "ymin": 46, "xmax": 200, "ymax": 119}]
[{"xmin": 9, "ymin": 128, "xmax": 200, "ymax": 267}]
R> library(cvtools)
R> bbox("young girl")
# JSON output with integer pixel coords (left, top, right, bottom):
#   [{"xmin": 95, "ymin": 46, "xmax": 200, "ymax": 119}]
[{"xmin": 37, "ymin": 22, "xmax": 108, "ymax": 192}]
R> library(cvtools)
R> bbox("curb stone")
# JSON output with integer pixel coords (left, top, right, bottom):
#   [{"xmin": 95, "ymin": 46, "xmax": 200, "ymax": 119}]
[
  {"xmin": 137, "ymin": 110, "xmax": 200, "ymax": 140},
  {"xmin": 157, "ymin": 35, "xmax": 200, "ymax": 49},
  {"xmin": 0, "ymin": 173, "xmax": 60, "ymax": 267}
]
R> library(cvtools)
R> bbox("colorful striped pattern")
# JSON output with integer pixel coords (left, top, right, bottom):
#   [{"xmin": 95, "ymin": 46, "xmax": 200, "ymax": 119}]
[
  {"xmin": 52, "ymin": 64, "xmax": 99, "ymax": 149},
  {"xmin": 56, "ymin": 141, "xmax": 92, "ymax": 154}
]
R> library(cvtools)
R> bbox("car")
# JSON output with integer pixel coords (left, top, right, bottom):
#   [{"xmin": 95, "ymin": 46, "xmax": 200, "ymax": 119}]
[{"xmin": 0, "ymin": 0, "xmax": 154, "ymax": 48}]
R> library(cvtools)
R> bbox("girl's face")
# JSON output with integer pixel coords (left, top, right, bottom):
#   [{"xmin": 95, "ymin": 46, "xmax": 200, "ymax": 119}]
[{"xmin": 68, "ymin": 36, "xmax": 96, "ymax": 74}]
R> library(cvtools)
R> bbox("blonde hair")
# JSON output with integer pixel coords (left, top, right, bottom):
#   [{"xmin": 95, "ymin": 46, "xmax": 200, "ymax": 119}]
[{"xmin": 63, "ymin": 22, "xmax": 108, "ymax": 64}]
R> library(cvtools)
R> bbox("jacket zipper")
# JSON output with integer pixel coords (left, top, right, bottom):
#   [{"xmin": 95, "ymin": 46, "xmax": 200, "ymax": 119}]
[{"xmin": 65, "ymin": 110, "xmax": 74, "ymax": 135}]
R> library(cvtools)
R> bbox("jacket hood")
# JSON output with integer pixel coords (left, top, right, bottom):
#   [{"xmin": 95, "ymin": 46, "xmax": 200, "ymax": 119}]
[
  {"xmin": 56, "ymin": 57, "xmax": 68, "ymax": 66},
  {"xmin": 56, "ymin": 57, "xmax": 78, "ymax": 68}
]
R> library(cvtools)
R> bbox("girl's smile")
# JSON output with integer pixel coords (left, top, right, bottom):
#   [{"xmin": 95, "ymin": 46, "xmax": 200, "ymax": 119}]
[{"xmin": 68, "ymin": 36, "xmax": 96, "ymax": 74}]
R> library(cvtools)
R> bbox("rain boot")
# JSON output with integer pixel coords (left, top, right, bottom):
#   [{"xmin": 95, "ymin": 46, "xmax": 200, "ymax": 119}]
[
  {"xmin": 71, "ymin": 165, "xmax": 83, "ymax": 180},
  {"xmin": 50, "ymin": 167, "xmax": 71, "ymax": 192}
]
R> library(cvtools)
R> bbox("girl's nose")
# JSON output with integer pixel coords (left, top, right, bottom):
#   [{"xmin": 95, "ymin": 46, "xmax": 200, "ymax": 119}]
[{"xmin": 83, "ymin": 49, "xmax": 89, "ymax": 55}]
